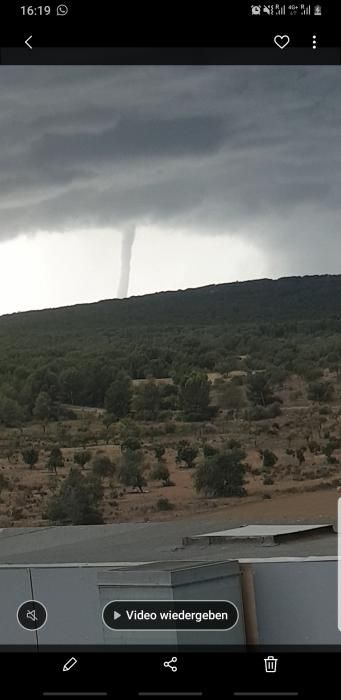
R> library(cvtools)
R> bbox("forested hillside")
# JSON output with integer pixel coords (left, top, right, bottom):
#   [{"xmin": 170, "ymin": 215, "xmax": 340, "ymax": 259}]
[
  {"xmin": 1, "ymin": 274, "xmax": 341, "ymax": 423},
  {"xmin": 1, "ymin": 274, "xmax": 341, "ymax": 527}
]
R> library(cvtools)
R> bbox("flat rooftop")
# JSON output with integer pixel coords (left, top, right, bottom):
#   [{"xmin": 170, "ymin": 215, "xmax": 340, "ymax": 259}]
[
  {"xmin": 183, "ymin": 523, "xmax": 334, "ymax": 546},
  {"xmin": 0, "ymin": 514, "xmax": 337, "ymax": 565}
]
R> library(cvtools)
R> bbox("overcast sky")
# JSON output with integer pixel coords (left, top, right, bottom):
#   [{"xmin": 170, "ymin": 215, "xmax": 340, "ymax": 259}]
[{"xmin": 0, "ymin": 65, "xmax": 340, "ymax": 315}]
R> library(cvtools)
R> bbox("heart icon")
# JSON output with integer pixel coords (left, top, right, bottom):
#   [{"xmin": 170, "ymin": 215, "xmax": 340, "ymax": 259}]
[{"xmin": 274, "ymin": 34, "xmax": 290, "ymax": 49}]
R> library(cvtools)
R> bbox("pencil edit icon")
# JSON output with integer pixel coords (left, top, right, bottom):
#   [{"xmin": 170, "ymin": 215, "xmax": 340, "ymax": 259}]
[{"xmin": 63, "ymin": 657, "xmax": 78, "ymax": 672}]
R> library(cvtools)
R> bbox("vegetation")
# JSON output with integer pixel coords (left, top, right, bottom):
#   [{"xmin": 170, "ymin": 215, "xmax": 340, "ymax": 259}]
[
  {"xmin": 118, "ymin": 448, "xmax": 146, "ymax": 492},
  {"xmin": 259, "ymin": 449, "xmax": 278, "ymax": 469},
  {"xmin": 307, "ymin": 381, "xmax": 335, "ymax": 403},
  {"xmin": 176, "ymin": 441, "xmax": 198, "ymax": 469},
  {"xmin": 21, "ymin": 448, "xmax": 39, "ymax": 470},
  {"xmin": 150, "ymin": 462, "xmax": 172, "ymax": 486},
  {"xmin": 74, "ymin": 450, "xmax": 92, "ymax": 469},
  {"xmin": 155, "ymin": 497, "xmax": 174, "ymax": 511},
  {"xmin": 2, "ymin": 274, "xmax": 341, "ymax": 525},
  {"xmin": 91, "ymin": 455, "xmax": 116, "ymax": 477},
  {"xmin": 47, "ymin": 447, "xmax": 64, "ymax": 474},
  {"xmin": 179, "ymin": 372, "xmax": 210, "ymax": 420},
  {"xmin": 45, "ymin": 468, "xmax": 103, "ymax": 525},
  {"xmin": 194, "ymin": 446, "xmax": 247, "ymax": 497},
  {"xmin": 104, "ymin": 372, "xmax": 132, "ymax": 418}
]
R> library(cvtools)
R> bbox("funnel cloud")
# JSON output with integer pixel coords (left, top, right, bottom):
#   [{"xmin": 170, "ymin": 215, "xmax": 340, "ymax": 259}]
[
  {"xmin": 0, "ymin": 67, "xmax": 341, "ymax": 314},
  {"xmin": 117, "ymin": 225, "xmax": 136, "ymax": 298}
]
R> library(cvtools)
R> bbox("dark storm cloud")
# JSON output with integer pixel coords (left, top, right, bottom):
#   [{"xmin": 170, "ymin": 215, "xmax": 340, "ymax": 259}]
[
  {"xmin": 0, "ymin": 65, "xmax": 340, "ymax": 270},
  {"xmin": 33, "ymin": 116, "xmax": 226, "ymax": 165}
]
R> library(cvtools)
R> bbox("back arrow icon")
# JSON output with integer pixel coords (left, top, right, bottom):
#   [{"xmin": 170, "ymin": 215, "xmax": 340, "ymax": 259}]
[{"xmin": 25, "ymin": 35, "xmax": 33, "ymax": 49}]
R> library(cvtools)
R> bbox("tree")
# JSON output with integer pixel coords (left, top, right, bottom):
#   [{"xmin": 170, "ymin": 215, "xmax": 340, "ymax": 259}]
[
  {"xmin": 117, "ymin": 418, "xmax": 141, "ymax": 444},
  {"xmin": 259, "ymin": 449, "xmax": 278, "ymax": 469},
  {"xmin": 203, "ymin": 443, "xmax": 218, "ymax": 458},
  {"xmin": 133, "ymin": 381, "xmax": 161, "ymax": 420},
  {"xmin": 307, "ymin": 381, "xmax": 335, "ymax": 403},
  {"xmin": 176, "ymin": 441, "xmax": 198, "ymax": 469},
  {"xmin": 33, "ymin": 391, "xmax": 52, "ymax": 431},
  {"xmin": 121, "ymin": 437, "xmax": 141, "ymax": 451},
  {"xmin": 150, "ymin": 462, "xmax": 172, "ymax": 486},
  {"xmin": 45, "ymin": 468, "xmax": 103, "ymax": 525},
  {"xmin": 22, "ymin": 447, "xmax": 39, "ymax": 470},
  {"xmin": 5, "ymin": 440, "xmax": 19, "ymax": 464},
  {"xmin": 216, "ymin": 382, "xmax": 245, "ymax": 412},
  {"xmin": 104, "ymin": 373, "xmax": 132, "ymax": 418},
  {"xmin": 74, "ymin": 450, "xmax": 92, "ymax": 469},
  {"xmin": 154, "ymin": 445, "xmax": 166, "ymax": 461},
  {"xmin": 323, "ymin": 440, "xmax": 340, "ymax": 464},
  {"xmin": 155, "ymin": 497, "xmax": 174, "ymax": 511},
  {"xmin": 118, "ymin": 449, "xmax": 146, "ymax": 492},
  {"xmin": 0, "ymin": 396, "xmax": 24, "ymax": 428},
  {"xmin": 92, "ymin": 455, "xmax": 116, "ymax": 477},
  {"xmin": 179, "ymin": 372, "xmax": 210, "ymax": 420},
  {"xmin": 246, "ymin": 374, "xmax": 275, "ymax": 407},
  {"xmin": 296, "ymin": 447, "xmax": 306, "ymax": 466},
  {"xmin": 0, "ymin": 473, "xmax": 8, "ymax": 493},
  {"xmin": 47, "ymin": 446, "xmax": 64, "ymax": 474},
  {"xmin": 59, "ymin": 366, "xmax": 81, "ymax": 404},
  {"xmin": 194, "ymin": 447, "xmax": 246, "ymax": 497}
]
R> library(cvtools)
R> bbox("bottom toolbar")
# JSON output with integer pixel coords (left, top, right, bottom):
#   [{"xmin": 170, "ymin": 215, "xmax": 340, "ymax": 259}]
[{"xmin": 1, "ymin": 648, "xmax": 340, "ymax": 699}]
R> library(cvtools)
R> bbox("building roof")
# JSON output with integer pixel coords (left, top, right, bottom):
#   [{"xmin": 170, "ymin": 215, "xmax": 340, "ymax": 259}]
[{"xmin": 0, "ymin": 515, "xmax": 337, "ymax": 565}]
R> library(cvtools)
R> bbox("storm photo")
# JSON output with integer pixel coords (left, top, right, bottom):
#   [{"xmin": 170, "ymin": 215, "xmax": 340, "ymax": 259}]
[{"xmin": 0, "ymin": 66, "xmax": 340, "ymax": 314}]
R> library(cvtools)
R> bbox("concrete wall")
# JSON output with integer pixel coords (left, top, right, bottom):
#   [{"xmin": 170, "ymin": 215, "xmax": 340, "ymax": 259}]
[
  {"xmin": 248, "ymin": 558, "xmax": 341, "ymax": 645},
  {"xmin": 0, "ymin": 558, "xmax": 339, "ymax": 646},
  {"xmin": 98, "ymin": 561, "xmax": 245, "ymax": 646}
]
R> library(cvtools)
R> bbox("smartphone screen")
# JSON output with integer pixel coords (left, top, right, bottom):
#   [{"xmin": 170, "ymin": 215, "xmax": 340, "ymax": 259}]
[{"xmin": 0, "ymin": 1, "xmax": 340, "ymax": 697}]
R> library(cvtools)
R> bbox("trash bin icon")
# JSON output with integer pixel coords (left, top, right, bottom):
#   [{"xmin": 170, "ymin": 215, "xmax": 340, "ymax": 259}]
[{"xmin": 264, "ymin": 655, "xmax": 278, "ymax": 673}]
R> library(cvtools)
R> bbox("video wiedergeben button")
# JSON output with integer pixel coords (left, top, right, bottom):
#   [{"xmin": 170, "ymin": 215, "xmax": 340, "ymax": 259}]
[{"xmin": 102, "ymin": 600, "xmax": 239, "ymax": 631}]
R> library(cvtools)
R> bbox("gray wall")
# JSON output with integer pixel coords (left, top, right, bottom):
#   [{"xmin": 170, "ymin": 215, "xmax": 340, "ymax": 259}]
[
  {"xmin": 0, "ymin": 568, "xmax": 36, "ymax": 644},
  {"xmin": 98, "ymin": 562, "xmax": 245, "ymax": 646},
  {"xmin": 0, "ymin": 559, "xmax": 339, "ymax": 646},
  {"xmin": 31, "ymin": 567, "xmax": 104, "ymax": 645},
  {"xmin": 250, "ymin": 559, "xmax": 341, "ymax": 645}
]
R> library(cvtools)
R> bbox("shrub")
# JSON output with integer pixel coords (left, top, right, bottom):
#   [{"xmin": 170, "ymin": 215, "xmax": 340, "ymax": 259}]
[
  {"xmin": 246, "ymin": 374, "xmax": 276, "ymax": 406},
  {"xmin": 118, "ymin": 448, "xmax": 146, "ymax": 492},
  {"xmin": 155, "ymin": 497, "xmax": 174, "ymax": 511},
  {"xmin": 307, "ymin": 381, "xmax": 335, "ymax": 403},
  {"xmin": 150, "ymin": 463, "xmax": 172, "ymax": 486},
  {"xmin": 92, "ymin": 455, "xmax": 116, "ymax": 478},
  {"xmin": 74, "ymin": 450, "xmax": 92, "ymax": 468},
  {"xmin": 259, "ymin": 449, "xmax": 278, "ymax": 468},
  {"xmin": 47, "ymin": 447, "xmax": 64, "ymax": 474},
  {"xmin": 164, "ymin": 422, "xmax": 176, "ymax": 434},
  {"xmin": 245, "ymin": 402, "xmax": 281, "ymax": 421},
  {"xmin": 22, "ymin": 448, "xmax": 39, "ymax": 470},
  {"xmin": 194, "ymin": 447, "xmax": 246, "ymax": 498},
  {"xmin": 296, "ymin": 447, "xmax": 306, "ymax": 465},
  {"xmin": 153, "ymin": 445, "xmax": 166, "ymax": 461},
  {"xmin": 202, "ymin": 444, "xmax": 218, "ymax": 458},
  {"xmin": 176, "ymin": 441, "xmax": 198, "ymax": 468},
  {"xmin": 0, "ymin": 474, "xmax": 8, "ymax": 492},
  {"xmin": 179, "ymin": 372, "xmax": 210, "ymax": 421},
  {"xmin": 226, "ymin": 438, "xmax": 242, "ymax": 450},
  {"xmin": 308, "ymin": 441, "xmax": 321, "ymax": 454},
  {"xmin": 121, "ymin": 437, "xmax": 141, "ymax": 451},
  {"xmin": 44, "ymin": 468, "xmax": 103, "ymax": 525}
]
